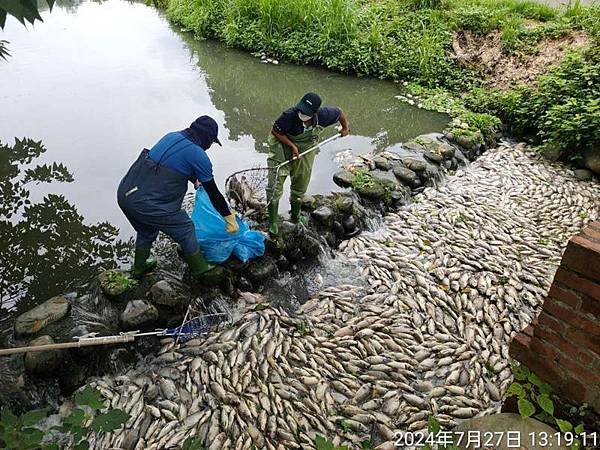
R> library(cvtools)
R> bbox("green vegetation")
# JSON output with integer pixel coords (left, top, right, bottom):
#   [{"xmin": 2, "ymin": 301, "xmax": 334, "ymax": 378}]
[
  {"xmin": 164, "ymin": 0, "xmax": 600, "ymax": 161},
  {"xmin": 101, "ymin": 270, "xmax": 138, "ymax": 292},
  {"xmin": 466, "ymin": 47, "xmax": 600, "ymax": 160},
  {"xmin": 507, "ymin": 364, "xmax": 586, "ymax": 449},
  {"xmin": 0, "ymin": 386, "xmax": 129, "ymax": 450},
  {"xmin": 314, "ymin": 434, "xmax": 349, "ymax": 450}
]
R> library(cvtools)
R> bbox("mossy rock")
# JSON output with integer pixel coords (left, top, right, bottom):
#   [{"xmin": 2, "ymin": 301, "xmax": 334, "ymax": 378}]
[
  {"xmin": 333, "ymin": 170, "xmax": 354, "ymax": 188},
  {"xmin": 373, "ymin": 155, "xmax": 392, "ymax": 171},
  {"xmin": 99, "ymin": 269, "xmax": 138, "ymax": 299},
  {"xmin": 355, "ymin": 182, "xmax": 386, "ymax": 201},
  {"xmin": 334, "ymin": 195, "xmax": 354, "ymax": 214},
  {"xmin": 400, "ymin": 157, "xmax": 427, "ymax": 172}
]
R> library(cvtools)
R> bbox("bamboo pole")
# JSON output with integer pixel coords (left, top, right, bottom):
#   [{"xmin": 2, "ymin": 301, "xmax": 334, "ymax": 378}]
[{"xmin": 0, "ymin": 334, "xmax": 136, "ymax": 356}]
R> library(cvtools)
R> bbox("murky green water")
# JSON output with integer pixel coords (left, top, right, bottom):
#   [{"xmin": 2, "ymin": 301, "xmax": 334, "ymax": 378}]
[{"xmin": 0, "ymin": 0, "xmax": 446, "ymax": 310}]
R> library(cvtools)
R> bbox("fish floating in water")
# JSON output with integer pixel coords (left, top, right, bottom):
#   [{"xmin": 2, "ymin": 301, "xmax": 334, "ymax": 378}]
[{"xmin": 85, "ymin": 141, "xmax": 599, "ymax": 450}]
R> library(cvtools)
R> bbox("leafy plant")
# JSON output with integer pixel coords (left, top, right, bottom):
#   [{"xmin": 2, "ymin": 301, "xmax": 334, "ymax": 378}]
[
  {"xmin": 0, "ymin": 0, "xmax": 54, "ymax": 28},
  {"xmin": 314, "ymin": 434, "xmax": 349, "ymax": 450},
  {"xmin": 102, "ymin": 270, "xmax": 138, "ymax": 291},
  {"xmin": 507, "ymin": 364, "xmax": 585, "ymax": 448},
  {"xmin": 0, "ymin": 386, "xmax": 129, "ymax": 450},
  {"xmin": 423, "ymin": 415, "xmax": 460, "ymax": 450},
  {"xmin": 182, "ymin": 437, "xmax": 206, "ymax": 450}
]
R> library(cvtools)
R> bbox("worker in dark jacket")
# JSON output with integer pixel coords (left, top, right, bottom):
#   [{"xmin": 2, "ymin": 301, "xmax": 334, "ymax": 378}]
[
  {"xmin": 267, "ymin": 92, "xmax": 349, "ymax": 236},
  {"xmin": 117, "ymin": 116, "xmax": 238, "ymax": 281}
]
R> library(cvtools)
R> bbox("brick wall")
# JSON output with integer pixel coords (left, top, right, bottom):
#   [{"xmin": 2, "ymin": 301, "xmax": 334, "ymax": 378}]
[{"xmin": 510, "ymin": 221, "xmax": 600, "ymax": 413}]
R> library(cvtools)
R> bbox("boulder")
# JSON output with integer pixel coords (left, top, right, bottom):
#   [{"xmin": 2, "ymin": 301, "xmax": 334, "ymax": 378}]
[
  {"xmin": 456, "ymin": 134, "xmax": 474, "ymax": 150},
  {"xmin": 423, "ymin": 150, "xmax": 443, "ymax": 164},
  {"xmin": 342, "ymin": 215, "xmax": 357, "ymax": 234},
  {"xmin": 299, "ymin": 235, "xmax": 322, "ymax": 258},
  {"xmin": 246, "ymin": 257, "xmax": 278, "ymax": 283},
  {"xmin": 355, "ymin": 182, "xmax": 386, "ymax": 201},
  {"xmin": 453, "ymin": 413, "xmax": 568, "ymax": 450},
  {"xmin": 393, "ymin": 165, "xmax": 418, "ymax": 186},
  {"xmin": 279, "ymin": 220, "xmax": 298, "ymax": 238},
  {"xmin": 24, "ymin": 336, "xmax": 67, "ymax": 376},
  {"xmin": 311, "ymin": 206, "xmax": 335, "ymax": 227},
  {"xmin": 15, "ymin": 296, "xmax": 71, "ymax": 337},
  {"xmin": 373, "ymin": 156, "xmax": 392, "ymax": 171},
  {"xmin": 119, "ymin": 300, "xmax": 159, "ymax": 330},
  {"xmin": 237, "ymin": 277, "xmax": 253, "ymax": 291},
  {"xmin": 148, "ymin": 280, "xmax": 183, "ymax": 307},
  {"xmin": 439, "ymin": 144, "xmax": 455, "ymax": 159},
  {"xmin": 300, "ymin": 194, "xmax": 316, "ymax": 209},
  {"xmin": 334, "ymin": 195, "xmax": 354, "ymax": 214},
  {"xmin": 370, "ymin": 170, "xmax": 399, "ymax": 190},
  {"xmin": 332, "ymin": 220, "xmax": 345, "ymax": 237},
  {"xmin": 574, "ymin": 169, "xmax": 594, "ymax": 181},
  {"xmin": 400, "ymin": 157, "xmax": 426, "ymax": 172},
  {"xmin": 582, "ymin": 147, "xmax": 600, "ymax": 175},
  {"xmin": 98, "ymin": 269, "xmax": 136, "ymax": 298},
  {"xmin": 333, "ymin": 170, "xmax": 354, "ymax": 188}
]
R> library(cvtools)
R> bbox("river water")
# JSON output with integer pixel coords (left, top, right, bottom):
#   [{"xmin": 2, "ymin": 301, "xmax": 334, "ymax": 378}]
[{"xmin": 0, "ymin": 0, "xmax": 446, "ymax": 311}]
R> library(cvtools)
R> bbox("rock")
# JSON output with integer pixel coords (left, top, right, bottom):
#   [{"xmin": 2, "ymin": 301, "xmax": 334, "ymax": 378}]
[
  {"xmin": 370, "ymin": 170, "xmax": 399, "ymax": 190},
  {"xmin": 15, "ymin": 296, "xmax": 71, "ymax": 337},
  {"xmin": 393, "ymin": 165, "xmax": 418, "ymax": 186},
  {"xmin": 279, "ymin": 220, "xmax": 298, "ymax": 238},
  {"xmin": 453, "ymin": 413, "xmax": 568, "ymax": 450},
  {"xmin": 324, "ymin": 232, "xmax": 336, "ymax": 247},
  {"xmin": 275, "ymin": 255, "xmax": 289, "ymax": 271},
  {"xmin": 582, "ymin": 148, "xmax": 600, "ymax": 175},
  {"xmin": 440, "ymin": 144, "xmax": 455, "ymax": 159},
  {"xmin": 456, "ymin": 135, "xmax": 474, "ymax": 150},
  {"xmin": 286, "ymin": 247, "xmax": 303, "ymax": 262},
  {"xmin": 119, "ymin": 300, "xmax": 159, "ymax": 330},
  {"xmin": 334, "ymin": 196, "xmax": 354, "ymax": 214},
  {"xmin": 300, "ymin": 194, "xmax": 316, "ymax": 209},
  {"xmin": 333, "ymin": 170, "xmax": 354, "ymax": 188},
  {"xmin": 24, "ymin": 336, "xmax": 67, "ymax": 376},
  {"xmin": 423, "ymin": 150, "xmax": 443, "ymax": 164},
  {"xmin": 237, "ymin": 277, "xmax": 253, "ymax": 291},
  {"xmin": 400, "ymin": 157, "xmax": 426, "ymax": 172},
  {"xmin": 332, "ymin": 221, "xmax": 345, "ymax": 237},
  {"xmin": 246, "ymin": 257, "xmax": 278, "ymax": 283},
  {"xmin": 390, "ymin": 189, "xmax": 409, "ymax": 207},
  {"xmin": 311, "ymin": 206, "xmax": 335, "ymax": 226},
  {"xmin": 355, "ymin": 182, "xmax": 386, "ymax": 201},
  {"xmin": 444, "ymin": 132, "xmax": 454, "ymax": 142},
  {"xmin": 300, "ymin": 235, "xmax": 323, "ymax": 258},
  {"xmin": 373, "ymin": 156, "xmax": 392, "ymax": 171},
  {"xmin": 148, "ymin": 280, "xmax": 183, "ymax": 307},
  {"xmin": 98, "ymin": 269, "xmax": 136, "ymax": 298},
  {"xmin": 574, "ymin": 169, "xmax": 593, "ymax": 181},
  {"xmin": 342, "ymin": 215, "xmax": 357, "ymax": 233}
]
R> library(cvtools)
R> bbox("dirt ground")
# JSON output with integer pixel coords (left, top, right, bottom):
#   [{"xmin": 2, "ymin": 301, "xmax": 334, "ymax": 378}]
[{"xmin": 451, "ymin": 29, "xmax": 591, "ymax": 89}]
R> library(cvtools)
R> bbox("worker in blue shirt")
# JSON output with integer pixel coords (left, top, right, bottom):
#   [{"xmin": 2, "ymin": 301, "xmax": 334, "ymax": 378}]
[
  {"xmin": 267, "ymin": 92, "xmax": 349, "ymax": 235},
  {"xmin": 117, "ymin": 116, "xmax": 238, "ymax": 282}
]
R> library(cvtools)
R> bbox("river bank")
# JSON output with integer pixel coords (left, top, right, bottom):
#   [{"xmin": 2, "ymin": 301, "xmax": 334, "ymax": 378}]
[
  {"xmin": 163, "ymin": 0, "xmax": 600, "ymax": 173},
  {"xmin": 81, "ymin": 140, "xmax": 599, "ymax": 449}
]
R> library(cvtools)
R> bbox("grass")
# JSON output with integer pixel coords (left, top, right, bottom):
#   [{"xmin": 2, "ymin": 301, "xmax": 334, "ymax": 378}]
[{"xmin": 163, "ymin": 0, "xmax": 600, "ymax": 160}]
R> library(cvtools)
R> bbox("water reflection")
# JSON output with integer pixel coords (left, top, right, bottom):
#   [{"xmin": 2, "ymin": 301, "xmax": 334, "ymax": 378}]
[
  {"xmin": 181, "ymin": 36, "xmax": 447, "ymax": 152},
  {"xmin": 0, "ymin": 138, "xmax": 130, "ymax": 314}
]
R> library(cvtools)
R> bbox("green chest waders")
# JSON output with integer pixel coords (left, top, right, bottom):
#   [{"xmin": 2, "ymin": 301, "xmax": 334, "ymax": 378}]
[{"xmin": 266, "ymin": 126, "xmax": 323, "ymax": 235}]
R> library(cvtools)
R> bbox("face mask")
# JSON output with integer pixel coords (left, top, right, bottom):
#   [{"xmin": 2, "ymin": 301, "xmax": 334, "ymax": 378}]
[{"xmin": 298, "ymin": 112, "xmax": 313, "ymax": 121}]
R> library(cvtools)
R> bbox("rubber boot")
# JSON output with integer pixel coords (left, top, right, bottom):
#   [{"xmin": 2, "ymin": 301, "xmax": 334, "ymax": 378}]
[
  {"xmin": 132, "ymin": 248, "xmax": 157, "ymax": 279},
  {"xmin": 184, "ymin": 251, "xmax": 215, "ymax": 278},
  {"xmin": 268, "ymin": 201, "xmax": 279, "ymax": 237},
  {"xmin": 290, "ymin": 200, "xmax": 306, "ymax": 225}
]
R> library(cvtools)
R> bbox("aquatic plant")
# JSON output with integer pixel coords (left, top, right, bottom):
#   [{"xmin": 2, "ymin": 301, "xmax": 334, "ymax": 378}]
[{"xmin": 0, "ymin": 386, "xmax": 129, "ymax": 450}]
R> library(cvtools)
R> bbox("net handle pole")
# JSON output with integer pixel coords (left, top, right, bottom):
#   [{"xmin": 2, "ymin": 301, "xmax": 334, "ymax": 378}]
[
  {"xmin": 0, "ymin": 334, "xmax": 136, "ymax": 356},
  {"xmin": 275, "ymin": 133, "xmax": 342, "ymax": 170}
]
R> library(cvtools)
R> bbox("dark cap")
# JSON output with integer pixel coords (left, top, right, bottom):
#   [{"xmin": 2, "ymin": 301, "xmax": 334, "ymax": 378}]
[
  {"xmin": 296, "ymin": 92, "xmax": 322, "ymax": 116},
  {"xmin": 190, "ymin": 116, "xmax": 222, "ymax": 147}
]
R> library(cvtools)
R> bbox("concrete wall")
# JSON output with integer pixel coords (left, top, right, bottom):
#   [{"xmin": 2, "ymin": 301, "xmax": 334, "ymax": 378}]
[{"xmin": 510, "ymin": 221, "xmax": 600, "ymax": 412}]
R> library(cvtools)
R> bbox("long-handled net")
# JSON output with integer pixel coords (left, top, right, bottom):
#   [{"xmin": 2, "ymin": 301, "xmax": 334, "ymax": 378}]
[
  {"xmin": 0, "ymin": 312, "xmax": 229, "ymax": 356},
  {"xmin": 225, "ymin": 133, "xmax": 342, "ymax": 214}
]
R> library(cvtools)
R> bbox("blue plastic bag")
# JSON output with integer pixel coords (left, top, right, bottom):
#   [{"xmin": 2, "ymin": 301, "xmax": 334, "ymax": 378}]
[{"xmin": 191, "ymin": 187, "xmax": 265, "ymax": 263}]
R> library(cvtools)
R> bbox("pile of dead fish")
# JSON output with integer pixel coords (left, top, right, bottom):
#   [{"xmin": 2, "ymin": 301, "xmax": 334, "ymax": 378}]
[{"xmin": 87, "ymin": 142, "xmax": 600, "ymax": 450}]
